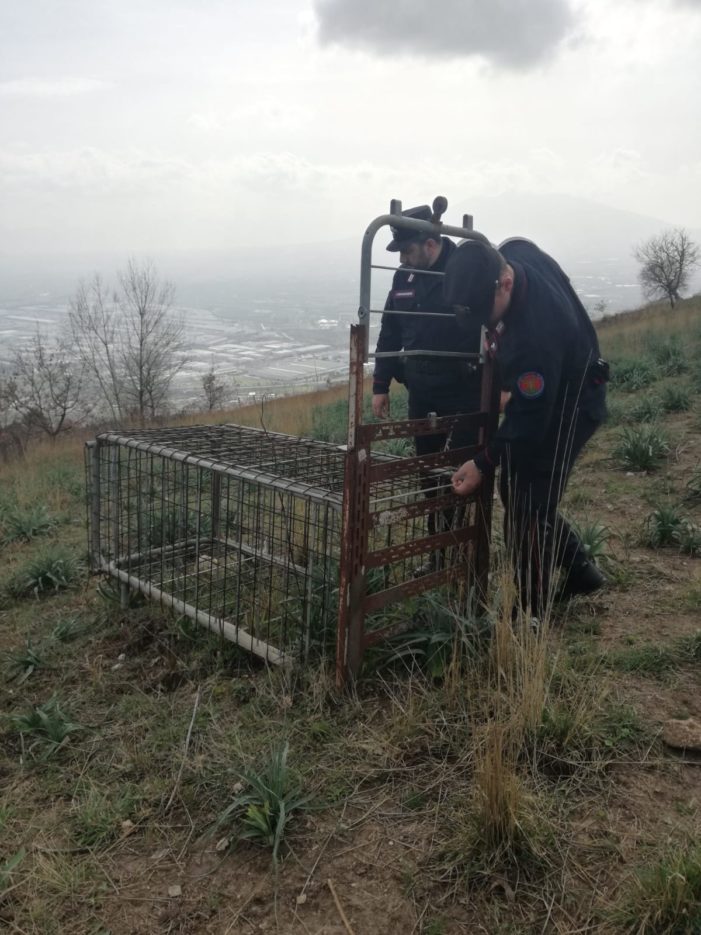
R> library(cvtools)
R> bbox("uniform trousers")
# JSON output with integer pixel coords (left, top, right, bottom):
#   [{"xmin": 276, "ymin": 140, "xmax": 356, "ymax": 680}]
[{"xmin": 498, "ymin": 409, "xmax": 601, "ymax": 617}]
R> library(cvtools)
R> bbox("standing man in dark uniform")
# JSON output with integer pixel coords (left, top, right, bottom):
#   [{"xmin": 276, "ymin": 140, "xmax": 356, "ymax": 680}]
[
  {"xmin": 372, "ymin": 205, "xmax": 482, "ymax": 454},
  {"xmin": 372, "ymin": 205, "xmax": 483, "ymax": 571},
  {"xmin": 443, "ymin": 237, "xmax": 608, "ymax": 617}
]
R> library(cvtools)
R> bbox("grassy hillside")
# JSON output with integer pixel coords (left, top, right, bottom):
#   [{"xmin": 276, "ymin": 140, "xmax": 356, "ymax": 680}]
[{"xmin": 1, "ymin": 297, "xmax": 700, "ymax": 934}]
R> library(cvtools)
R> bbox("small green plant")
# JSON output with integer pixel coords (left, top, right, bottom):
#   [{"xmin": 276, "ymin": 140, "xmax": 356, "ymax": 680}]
[
  {"xmin": 684, "ymin": 465, "xmax": 701, "ymax": 503},
  {"xmin": 51, "ymin": 615, "xmax": 88, "ymax": 643},
  {"xmin": 610, "ymin": 356, "xmax": 658, "ymax": 391},
  {"xmin": 630, "ymin": 395, "xmax": 663, "ymax": 423},
  {"xmin": 675, "ymin": 520, "xmax": 701, "ymax": 557},
  {"xmin": 10, "ymin": 697, "xmax": 83, "ymax": 758},
  {"xmin": 1, "ymin": 503, "xmax": 57, "ymax": 545},
  {"xmin": 660, "ymin": 384, "xmax": 692, "ymax": 413},
  {"xmin": 71, "ymin": 786, "xmax": 137, "ymax": 848},
  {"xmin": 570, "ymin": 519, "xmax": 612, "ymax": 565},
  {"xmin": 613, "ymin": 426, "xmax": 669, "ymax": 472},
  {"xmin": 5, "ymin": 641, "xmax": 46, "ymax": 683},
  {"xmin": 644, "ymin": 506, "xmax": 684, "ymax": 548},
  {"xmin": 212, "ymin": 742, "xmax": 309, "ymax": 863},
  {"xmin": 0, "ymin": 848, "xmax": 26, "ymax": 895},
  {"xmin": 645, "ymin": 335, "xmax": 689, "ymax": 376},
  {"xmin": 615, "ymin": 844, "xmax": 701, "ymax": 934},
  {"xmin": 6, "ymin": 545, "xmax": 83, "ymax": 599}
]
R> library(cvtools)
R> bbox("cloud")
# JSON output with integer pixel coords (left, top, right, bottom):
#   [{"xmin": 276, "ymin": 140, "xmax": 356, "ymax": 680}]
[
  {"xmin": 313, "ymin": 0, "xmax": 578, "ymax": 68},
  {"xmin": 0, "ymin": 77, "xmax": 111, "ymax": 98}
]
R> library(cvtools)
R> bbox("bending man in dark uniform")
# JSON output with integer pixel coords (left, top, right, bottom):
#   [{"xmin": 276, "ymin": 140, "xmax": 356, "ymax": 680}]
[
  {"xmin": 372, "ymin": 205, "xmax": 483, "ymax": 571},
  {"xmin": 443, "ymin": 237, "xmax": 608, "ymax": 617}
]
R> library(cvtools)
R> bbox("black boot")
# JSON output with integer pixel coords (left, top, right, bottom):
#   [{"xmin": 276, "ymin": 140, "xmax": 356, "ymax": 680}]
[{"xmin": 558, "ymin": 560, "xmax": 606, "ymax": 600}]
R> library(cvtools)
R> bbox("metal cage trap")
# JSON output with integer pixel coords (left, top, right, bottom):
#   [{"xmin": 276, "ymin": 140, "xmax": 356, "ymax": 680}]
[{"xmin": 86, "ymin": 197, "xmax": 498, "ymax": 684}]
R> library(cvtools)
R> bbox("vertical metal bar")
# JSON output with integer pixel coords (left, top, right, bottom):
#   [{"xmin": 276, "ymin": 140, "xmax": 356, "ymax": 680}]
[
  {"xmin": 336, "ymin": 325, "xmax": 367, "ymax": 687},
  {"xmin": 87, "ymin": 441, "xmax": 101, "ymax": 572},
  {"xmin": 473, "ymin": 352, "xmax": 501, "ymax": 603},
  {"xmin": 211, "ymin": 471, "xmax": 221, "ymax": 541}
]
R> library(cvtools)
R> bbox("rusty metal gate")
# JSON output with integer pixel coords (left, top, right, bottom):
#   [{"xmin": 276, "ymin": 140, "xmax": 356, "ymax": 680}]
[{"xmin": 336, "ymin": 197, "xmax": 500, "ymax": 685}]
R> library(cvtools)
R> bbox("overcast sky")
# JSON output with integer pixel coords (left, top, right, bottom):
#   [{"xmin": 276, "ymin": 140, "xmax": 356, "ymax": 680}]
[{"xmin": 1, "ymin": 0, "xmax": 700, "ymax": 258}]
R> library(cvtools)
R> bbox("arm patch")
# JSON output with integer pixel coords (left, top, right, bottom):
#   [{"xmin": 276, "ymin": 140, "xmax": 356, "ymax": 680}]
[{"xmin": 516, "ymin": 371, "xmax": 545, "ymax": 398}]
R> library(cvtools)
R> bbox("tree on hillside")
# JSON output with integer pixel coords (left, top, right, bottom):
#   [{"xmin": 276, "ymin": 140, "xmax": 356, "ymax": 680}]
[
  {"xmin": 201, "ymin": 364, "xmax": 230, "ymax": 411},
  {"xmin": 70, "ymin": 260, "xmax": 186, "ymax": 424},
  {"xmin": 634, "ymin": 228, "xmax": 700, "ymax": 308},
  {"xmin": 1, "ymin": 332, "xmax": 87, "ymax": 440}
]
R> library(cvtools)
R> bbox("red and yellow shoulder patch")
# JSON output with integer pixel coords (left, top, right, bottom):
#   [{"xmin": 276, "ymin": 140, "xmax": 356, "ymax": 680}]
[{"xmin": 516, "ymin": 371, "xmax": 545, "ymax": 399}]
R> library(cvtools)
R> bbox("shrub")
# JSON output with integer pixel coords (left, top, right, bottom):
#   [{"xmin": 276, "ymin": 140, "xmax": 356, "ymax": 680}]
[
  {"xmin": 613, "ymin": 426, "xmax": 670, "ymax": 472},
  {"xmin": 6, "ymin": 545, "xmax": 83, "ymax": 599}
]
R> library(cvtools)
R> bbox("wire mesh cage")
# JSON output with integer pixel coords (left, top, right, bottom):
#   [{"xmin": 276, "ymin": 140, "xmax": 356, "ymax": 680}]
[
  {"xmin": 85, "ymin": 420, "xmax": 488, "ymax": 669},
  {"xmin": 86, "ymin": 425, "xmax": 346, "ymax": 664}
]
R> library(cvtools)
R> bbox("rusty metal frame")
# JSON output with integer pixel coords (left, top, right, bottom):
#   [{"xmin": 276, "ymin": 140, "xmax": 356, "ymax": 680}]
[{"xmin": 336, "ymin": 199, "xmax": 500, "ymax": 687}]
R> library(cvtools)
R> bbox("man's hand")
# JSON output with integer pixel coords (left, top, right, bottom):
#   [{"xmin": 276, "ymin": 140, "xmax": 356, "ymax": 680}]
[
  {"xmin": 500, "ymin": 391, "xmax": 511, "ymax": 413},
  {"xmin": 372, "ymin": 393, "xmax": 390, "ymax": 419},
  {"xmin": 452, "ymin": 460, "xmax": 483, "ymax": 496}
]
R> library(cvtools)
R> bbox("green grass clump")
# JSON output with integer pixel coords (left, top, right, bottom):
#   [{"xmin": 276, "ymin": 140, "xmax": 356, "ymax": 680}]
[
  {"xmin": 6, "ymin": 545, "xmax": 83, "ymax": 599},
  {"xmin": 645, "ymin": 335, "xmax": 689, "ymax": 376},
  {"xmin": 615, "ymin": 845, "xmax": 701, "ymax": 934},
  {"xmin": 610, "ymin": 356, "xmax": 658, "ymax": 391},
  {"xmin": 1, "ymin": 503, "xmax": 57, "ymax": 545},
  {"xmin": 5, "ymin": 641, "xmax": 46, "ymax": 683},
  {"xmin": 660, "ymin": 384, "xmax": 692, "ymax": 413},
  {"xmin": 71, "ymin": 786, "xmax": 138, "ymax": 848},
  {"xmin": 212, "ymin": 742, "xmax": 310, "ymax": 863},
  {"xmin": 606, "ymin": 643, "xmax": 678, "ymax": 676},
  {"xmin": 571, "ymin": 519, "xmax": 613, "ymax": 566},
  {"xmin": 613, "ymin": 426, "xmax": 670, "ymax": 472},
  {"xmin": 10, "ymin": 697, "xmax": 83, "ymax": 758},
  {"xmin": 676, "ymin": 521, "xmax": 701, "ymax": 557},
  {"xmin": 644, "ymin": 506, "xmax": 684, "ymax": 548},
  {"xmin": 685, "ymin": 466, "xmax": 701, "ymax": 503},
  {"xmin": 630, "ymin": 395, "xmax": 663, "ymax": 423}
]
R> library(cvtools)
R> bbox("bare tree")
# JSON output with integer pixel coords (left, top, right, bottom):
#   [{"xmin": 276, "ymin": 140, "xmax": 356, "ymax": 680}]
[
  {"xmin": 1, "ymin": 332, "xmax": 86, "ymax": 440},
  {"xmin": 70, "ymin": 259, "xmax": 186, "ymax": 424},
  {"xmin": 201, "ymin": 364, "xmax": 229, "ymax": 411},
  {"xmin": 634, "ymin": 228, "xmax": 700, "ymax": 308}
]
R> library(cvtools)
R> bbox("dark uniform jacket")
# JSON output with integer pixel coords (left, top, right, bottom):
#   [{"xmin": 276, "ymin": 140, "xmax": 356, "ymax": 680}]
[
  {"xmin": 373, "ymin": 238, "xmax": 482, "ymax": 395},
  {"xmin": 474, "ymin": 238, "xmax": 607, "ymax": 474}
]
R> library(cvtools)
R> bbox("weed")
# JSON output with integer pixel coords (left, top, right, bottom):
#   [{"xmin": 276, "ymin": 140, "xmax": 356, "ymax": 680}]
[
  {"xmin": 646, "ymin": 335, "xmax": 689, "ymax": 376},
  {"xmin": 570, "ymin": 519, "xmax": 612, "ymax": 565},
  {"xmin": 685, "ymin": 466, "xmax": 701, "ymax": 503},
  {"xmin": 6, "ymin": 545, "xmax": 83, "ymax": 599},
  {"xmin": 51, "ymin": 615, "xmax": 88, "ymax": 643},
  {"xmin": 613, "ymin": 426, "xmax": 669, "ymax": 471},
  {"xmin": 614, "ymin": 844, "xmax": 701, "ymax": 934},
  {"xmin": 10, "ymin": 697, "xmax": 83, "ymax": 758},
  {"xmin": 0, "ymin": 848, "xmax": 26, "ymax": 895},
  {"xmin": 610, "ymin": 356, "xmax": 658, "ymax": 391},
  {"xmin": 5, "ymin": 641, "xmax": 46, "ymax": 683},
  {"xmin": 630, "ymin": 395, "xmax": 663, "ymax": 423},
  {"xmin": 660, "ymin": 384, "xmax": 692, "ymax": 413},
  {"xmin": 678, "ymin": 630, "xmax": 701, "ymax": 661},
  {"xmin": 212, "ymin": 742, "xmax": 310, "ymax": 863},
  {"xmin": 644, "ymin": 506, "xmax": 684, "ymax": 547},
  {"xmin": 675, "ymin": 521, "xmax": 701, "ymax": 557},
  {"xmin": 606, "ymin": 643, "xmax": 678, "ymax": 676},
  {"xmin": 71, "ymin": 786, "xmax": 138, "ymax": 848},
  {"xmin": 1, "ymin": 503, "xmax": 57, "ymax": 545}
]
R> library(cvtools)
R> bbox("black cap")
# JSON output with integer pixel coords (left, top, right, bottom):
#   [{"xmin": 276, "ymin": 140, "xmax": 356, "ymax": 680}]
[
  {"xmin": 442, "ymin": 240, "xmax": 503, "ymax": 326},
  {"xmin": 386, "ymin": 205, "xmax": 435, "ymax": 252}
]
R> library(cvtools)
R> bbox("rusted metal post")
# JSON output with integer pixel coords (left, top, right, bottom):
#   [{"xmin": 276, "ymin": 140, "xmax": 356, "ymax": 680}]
[{"xmin": 336, "ymin": 325, "xmax": 366, "ymax": 688}]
